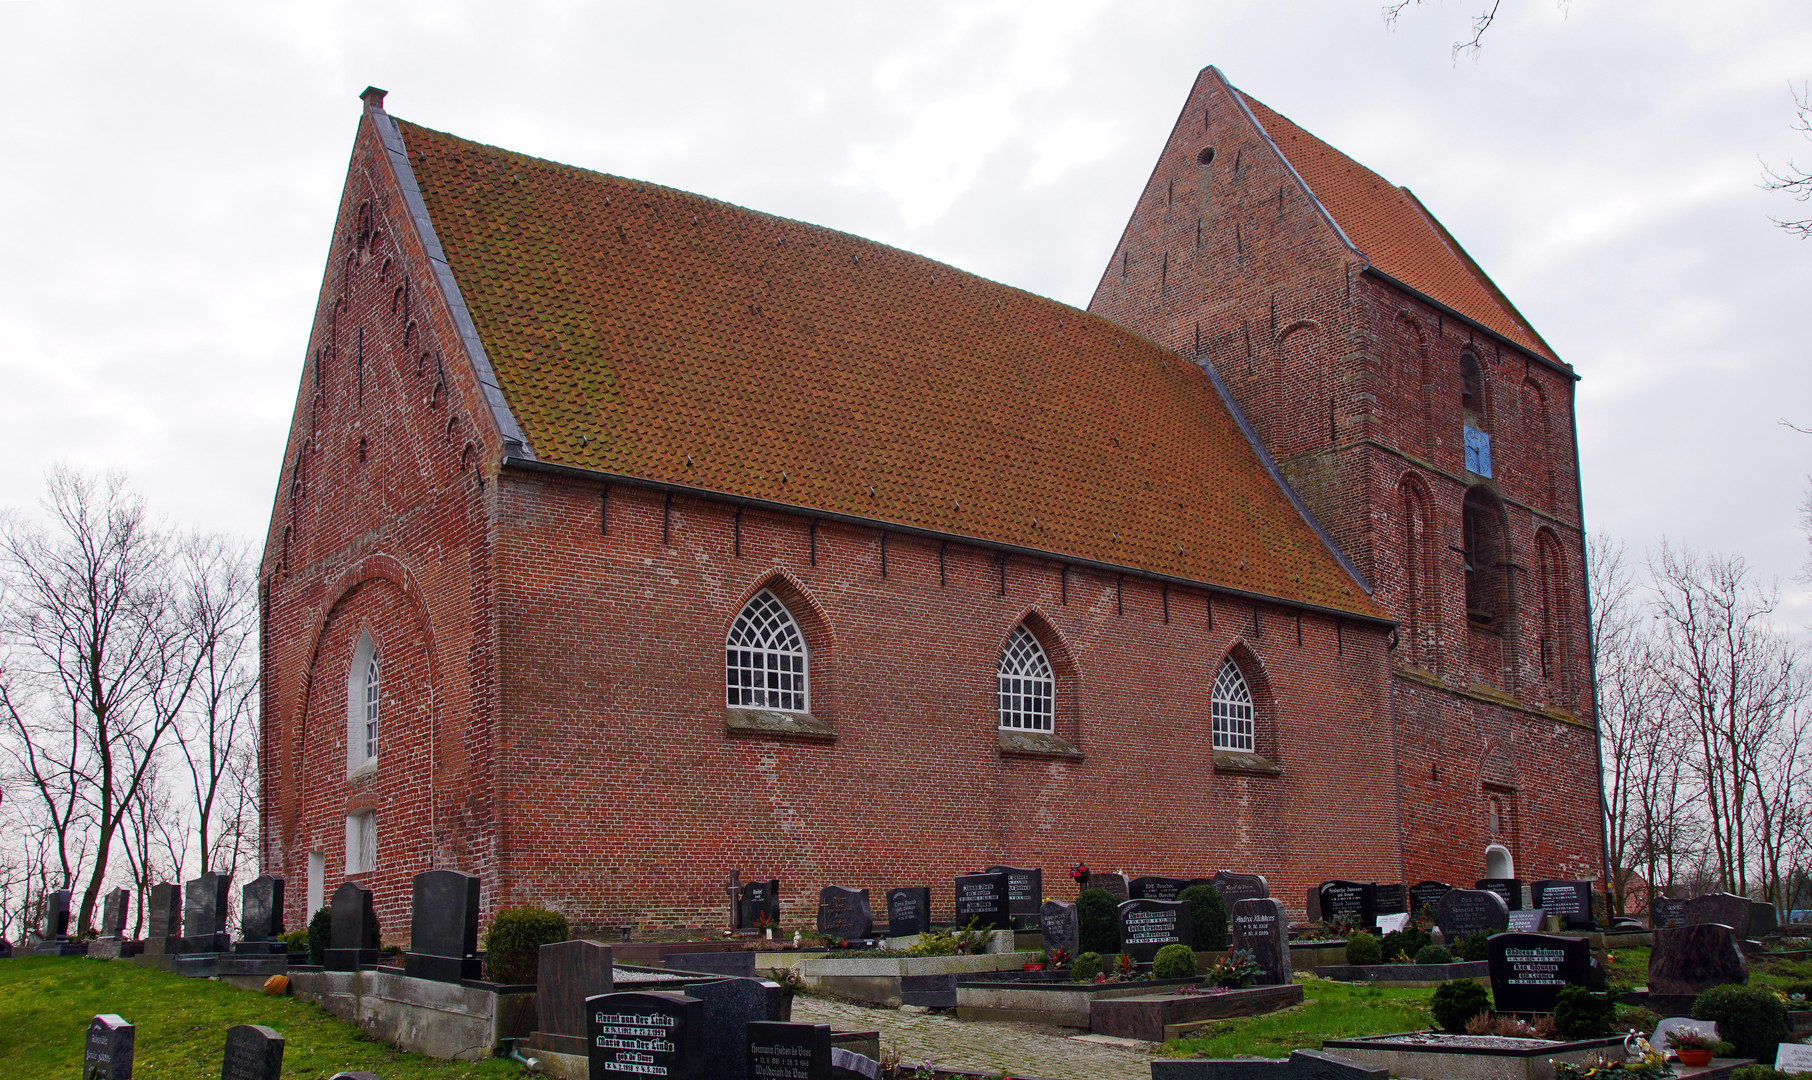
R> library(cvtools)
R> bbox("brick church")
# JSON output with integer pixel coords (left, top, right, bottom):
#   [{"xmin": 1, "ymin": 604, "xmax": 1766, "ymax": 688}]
[{"xmin": 259, "ymin": 67, "xmax": 1602, "ymax": 935}]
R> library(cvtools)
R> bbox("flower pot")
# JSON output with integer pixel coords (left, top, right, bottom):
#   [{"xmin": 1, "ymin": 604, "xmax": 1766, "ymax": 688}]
[
  {"xmin": 1676, "ymin": 1048, "xmax": 1713, "ymax": 1067},
  {"xmin": 1023, "ymin": 963, "xmax": 1045, "ymax": 971}
]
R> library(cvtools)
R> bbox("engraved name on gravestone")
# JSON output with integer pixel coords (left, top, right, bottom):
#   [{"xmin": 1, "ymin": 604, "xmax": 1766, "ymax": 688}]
[
  {"xmin": 1040, "ymin": 899, "xmax": 1079, "ymax": 958},
  {"xmin": 1531, "ymin": 880, "xmax": 1595, "ymax": 930},
  {"xmin": 221, "ymin": 1024, "xmax": 284, "ymax": 1080},
  {"xmin": 1508, "ymin": 909, "xmax": 1547, "ymax": 932},
  {"xmin": 739, "ymin": 880, "xmax": 781, "ymax": 929},
  {"xmin": 1230, "ymin": 898, "xmax": 1292, "ymax": 986},
  {"xmin": 1210, "ymin": 871, "xmax": 1269, "ymax": 908},
  {"xmin": 83, "ymin": 1014, "xmax": 134, "ymax": 1080},
  {"xmin": 691, "ymin": 976, "xmax": 791, "ymax": 1080},
  {"xmin": 1776, "ymin": 1043, "xmax": 1812, "ymax": 1072},
  {"xmin": 815, "ymin": 887, "xmax": 873, "ymax": 942},
  {"xmin": 1317, "ymin": 881, "xmax": 1377, "ymax": 924},
  {"xmin": 534, "ymin": 939, "xmax": 615, "ymax": 1055},
  {"xmin": 1375, "ymin": 884, "xmax": 1408, "ymax": 916},
  {"xmin": 405, "ymin": 869, "xmax": 483, "ymax": 981},
  {"xmin": 588, "ymin": 991, "xmax": 703, "ymax": 1080},
  {"xmin": 983, "ymin": 866, "xmax": 1043, "ymax": 928},
  {"xmin": 144, "ymin": 882, "xmax": 181, "ymax": 955},
  {"xmin": 1649, "ymin": 923, "xmax": 1748, "ymax": 997},
  {"xmin": 181, "ymin": 872, "xmax": 231, "ymax": 952},
  {"xmin": 1476, "ymin": 878, "xmax": 1525, "ymax": 911},
  {"xmin": 1091, "ymin": 873, "xmax": 1131, "ymax": 903},
  {"xmin": 746, "ymin": 1022, "xmax": 831, "ymax": 1080},
  {"xmin": 953, "ymin": 873, "xmax": 1009, "ymax": 932},
  {"xmin": 1117, "ymin": 898, "xmax": 1191, "ymax": 963},
  {"xmin": 1650, "ymin": 895, "xmax": 1686, "ymax": 929},
  {"xmin": 1434, "ymin": 888, "xmax": 1510, "ymax": 940},
  {"xmin": 1487, "ymin": 932, "xmax": 1594, "ymax": 1014},
  {"xmin": 884, "ymin": 888, "xmax": 930, "ymax": 938},
  {"xmin": 1409, "ymin": 881, "xmax": 1453, "ymax": 915},
  {"xmin": 1129, "ymin": 877, "xmax": 1188, "ymax": 902}
]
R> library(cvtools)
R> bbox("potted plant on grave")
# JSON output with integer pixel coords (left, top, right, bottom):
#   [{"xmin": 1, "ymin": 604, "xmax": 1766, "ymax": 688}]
[
  {"xmin": 1023, "ymin": 949, "xmax": 1048, "ymax": 972},
  {"xmin": 1209, "ymin": 949, "xmax": 1261, "ymax": 989},
  {"xmin": 1070, "ymin": 862, "xmax": 1091, "ymax": 887},
  {"xmin": 1046, "ymin": 946, "xmax": 1072, "ymax": 973},
  {"xmin": 1662, "ymin": 1028, "xmax": 1717, "ymax": 1068}
]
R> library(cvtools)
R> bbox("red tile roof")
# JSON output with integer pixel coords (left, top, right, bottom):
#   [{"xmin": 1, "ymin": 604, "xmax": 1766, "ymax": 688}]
[
  {"xmin": 1239, "ymin": 94, "xmax": 1560, "ymax": 364},
  {"xmin": 396, "ymin": 119, "xmax": 1382, "ymax": 619}
]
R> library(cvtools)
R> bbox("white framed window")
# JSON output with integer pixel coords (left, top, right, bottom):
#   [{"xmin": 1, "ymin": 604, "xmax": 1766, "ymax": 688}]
[
  {"xmin": 346, "ymin": 632, "xmax": 380, "ymax": 773},
  {"xmin": 1211, "ymin": 658, "xmax": 1254, "ymax": 752},
  {"xmin": 726, "ymin": 590, "xmax": 809, "ymax": 712},
  {"xmin": 997, "ymin": 625, "xmax": 1055, "ymax": 732},
  {"xmin": 345, "ymin": 811, "xmax": 376, "ymax": 875}
]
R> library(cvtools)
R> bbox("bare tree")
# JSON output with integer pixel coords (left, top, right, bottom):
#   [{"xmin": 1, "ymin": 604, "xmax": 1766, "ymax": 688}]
[
  {"xmin": 1383, "ymin": 0, "xmax": 1506, "ymax": 60},
  {"xmin": 1763, "ymin": 84, "xmax": 1812, "ymax": 238},
  {"xmin": 117, "ymin": 756, "xmax": 187, "ymax": 938}
]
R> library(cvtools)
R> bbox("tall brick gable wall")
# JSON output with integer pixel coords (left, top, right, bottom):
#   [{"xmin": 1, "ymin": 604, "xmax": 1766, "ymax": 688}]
[{"xmin": 1086, "ymin": 68, "xmax": 1603, "ymax": 889}]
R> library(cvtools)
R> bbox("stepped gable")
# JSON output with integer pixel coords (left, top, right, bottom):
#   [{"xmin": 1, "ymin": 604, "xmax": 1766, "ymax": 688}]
[
  {"xmin": 1236, "ymin": 90, "xmax": 1561, "ymax": 364},
  {"xmin": 394, "ymin": 117, "xmax": 1384, "ymax": 620}
]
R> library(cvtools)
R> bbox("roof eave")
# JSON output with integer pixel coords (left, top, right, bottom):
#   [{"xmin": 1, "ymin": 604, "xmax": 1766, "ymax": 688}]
[{"xmin": 1360, "ymin": 265, "xmax": 1578, "ymax": 382}]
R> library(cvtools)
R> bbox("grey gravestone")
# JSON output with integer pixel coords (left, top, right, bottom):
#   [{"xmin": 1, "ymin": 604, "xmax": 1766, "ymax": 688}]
[
  {"xmin": 1776, "ymin": 1044, "xmax": 1812, "ymax": 1072},
  {"xmin": 1152, "ymin": 1051, "xmax": 1388, "ymax": 1080},
  {"xmin": 1649, "ymin": 923, "xmax": 1748, "ymax": 997},
  {"xmin": 100, "ymin": 888, "xmax": 128, "ymax": 938},
  {"xmin": 221, "ymin": 1024, "xmax": 283, "ymax": 1080},
  {"xmin": 1040, "ymin": 899, "xmax": 1079, "ymax": 958},
  {"xmin": 1117, "ymin": 898, "xmax": 1191, "ymax": 963},
  {"xmin": 83, "ymin": 1014, "xmax": 134, "ymax": 1080},
  {"xmin": 1650, "ymin": 895, "xmax": 1686, "ymax": 928},
  {"xmin": 534, "ymin": 939, "xmax": 614, "ymax": 1055},
  {"xmin": 747, "ymin": 1022, "xmax": 831, "ymax": 1080},
  {"xmin": 181, "ymin": 873, "xmax": 231, "ymax": 952},
  {"xmin": 404, "ymin": 869, "xmax": 482, "ymax": 981},
  {"xmin": 1508, "ymin": 909, "xmax": 1546, "ymax": 932},
  {"xmin": 983, "ymin": 865, "xmax": 1043, "ymax": 929},
  {"xmin": 1375, "ymin": 884, "xmax": 1408, "ymax": 916},
  {"xmin": 45, "ymin": 889, "xmax": 72, "ymax": 940},
  {"xmin": 1210, "ymin": 871, "xmax": 1269, "ymax": 908},
  {"xmin": 1476, "ymin": 878, "xmax": 1525, "ymax": 911},
  {"xmin": 1531, "ymin": 880, "xmax": 1595, "ymax": 931},
  {"xmin": 667, "ymin": 951, "xmax": 757, "ymax": 979},
  {"xmin": 815, "ymin": 887, "xmax": 873, "ymax": 942},
  {"xmin": 1752, "ymin": 900, "xmax": 1781, "ymax": 938},
  {"xmin": 1435, "ymin": 888, "xmax": 1510, "ymax": 939},
  {"xmin": 1487, "ymin": 932, "xmax": 1594, "ymax": 1013},
  {"xmin": 1317, "ymin": 881, "xmax": 1377, "ymax": 925},
  {"xmin": 325, "ymin": 881, "xmax": 380, "ymax": 971},
  {"xmin": 739, "ymin": 880, "xmax": 780, "ymax": 930},
  {"xmin": 831, "ymin": 1048, "xmax": 880, "ymax": 1080},
  {"xmin": 884, "ymin": 888, "xmax": 930, "ymax": 938},
  {"xmin": 1230, "ymin": 898, "xmax": 1292, "ymax": 986},
  {"xmin": 235, "ymin": 876, "xmax": 285, "ymax": 955},
  {"xmin": 588, "ymin": 991, "xmax": 703, "ymax": 1080},
  {"xmin": 954, "ymin": 873, "xmax": 1009, "ymax": 932},
  {"xmin": 144, "ymin": 882, "xmax": 181, "ymax": 954},
  {"xmin": 691, "ymin": 977, "xmax": 791, "ymax": 1080},
  {"xmin": 1408, "ymin": 881, "xmax": 1453, "ymax": 915},
  {"xmin": 1682, "ymin": 892, "xmax": 1752, "ymax": 930},
  {"xmin": 1130, "ymin": 876, "xmax": 1189, "ymax": 901},
  {"xmin": 1306, "ymin": 885, "xmax": 1323, "ymax": 924},
  {"xmin": 1091, "ymin": 873, "xmax": 1130, "ymax": 903}
]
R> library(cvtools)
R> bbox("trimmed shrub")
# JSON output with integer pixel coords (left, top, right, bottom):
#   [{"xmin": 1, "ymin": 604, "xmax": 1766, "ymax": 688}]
[
  {"xmin": 1345, "ymin": 932, "xmax": 1382, "ymax": 965},
  {"xmin": 1456, "ymin": 931, "xmax": 1492, "ymax": 962},
  {"xmin": 483, "ymin": 905, "xmax": 570, "ymax": 985},
  {"xmin": 1553, "ymin": 986, "xmax": 1618, "ymax": 1040},
  {"xmin": 1693, "ymin": 983, "xmax": 1793, "ymax": 1063},
  {"xmin": 1077, "ymin": 889, "xmax": 1121, "ymax": 956},
  {"xmin": 1730, "ymin": 1068, "xmax": 1812, "ymax": 1080},
  {"xmin": 307, "ymin": 907, "xmax": 331, "ymax": 966},
  {"xmin": 1431, "ymin": 978, "xmax": 1491, "ymax": 1033},
  {"xmin": 280, "ymin": 928, "xmax": 308, "ymax": 951},
  {"xmin": 1070, "ymin": 951, "xmax": 1103, "ymax": 982},
  {"xmin": 1153, "ymin": 943, "xmax": 1199, "ymax": 981},
  {"xmin": 1179, "ymin": 884, "xmax": 1229, "ymax": 951},
  {"xmin": 1380, "ymin": 927, "xmax": 1431, "ymax": 962},
  {"xmin": 1414, "ymin": 944, "xmax": 1453, "ymax": 965}
]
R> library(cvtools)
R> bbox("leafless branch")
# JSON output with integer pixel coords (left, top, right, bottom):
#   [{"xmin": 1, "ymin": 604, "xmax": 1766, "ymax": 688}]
[{"xmin": 1762, "ymin": 83, "xmax": 1812, "ymax": 238}]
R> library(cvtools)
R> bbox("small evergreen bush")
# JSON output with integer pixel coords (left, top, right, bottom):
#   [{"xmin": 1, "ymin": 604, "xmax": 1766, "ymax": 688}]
[
  {"xmin": 1693, "ymin": 983, "xmax": 1793, "ymax": 1063},
  {"xmin": 1380, "ymin": 927, "xmax": 1431, "ymax": 961},
  {"xmin": 1077, "ymin": 889, "xmax": 1121, "ymax": 955},
  {"xmin": 307, "ymin": 907, "xmax": 331, "ymax": 965},
  {"xmin": 482, "ymin": 905, "xmax": 570, "ymax": 985},
  {"xmin": 1456, "ymin": 931, "xmax": 1492, "ymax": 962},
  {"xmin": 1553, "ymin": 986, "xmax": 1618, "ymax": 1040},
  {"xmin": 1730, "ymin": 1067, "xmax": 1812, "ymax": 1080},
  {"xmin": 1179, "ymin": 884, "xmax": 1228, "ymax": 951},
  {"xmin": 1345, "ymin": 932, "xmax": 1382, "ymax": 965},
  {"xmin": 280, "ymin": 928, "xmax": 308, "ymax": 951},
  {"xmin": 1152, "ymin": 943, "xmax": 1199, "ymax": 980},
  {"xmin": 1414, "ymin": 944, "xmax": 1453, "ymax": 965},
  {"xmin": 1431, "ymin": 978, "xmax": 1491, "ymax": 1033},
  {"xmin": 1070, "ymin": 951, "xmax": 1103, "ymax": 982}
]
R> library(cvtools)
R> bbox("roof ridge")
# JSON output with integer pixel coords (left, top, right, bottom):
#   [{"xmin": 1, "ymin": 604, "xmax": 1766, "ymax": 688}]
[{"xmin": 1397, "ymin": 185, "xmax": 1560, "ymax": 361}]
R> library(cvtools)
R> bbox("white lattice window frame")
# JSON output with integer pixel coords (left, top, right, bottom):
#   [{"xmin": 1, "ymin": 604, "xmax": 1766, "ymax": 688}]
[
  {"xmin": 997, "ymin": 625, "xmax": 1055, "ymax": 733},
  {"xmin": 726, "ymin": 590, "xmax": 810, "ymax": 713},
  {"xmin": 1211, "ymin": 658, "xmax": 1254, "ymax": 752},
  {"xmin": 346, "ymin": 632, "xmax": 380, "ymax": 774}
]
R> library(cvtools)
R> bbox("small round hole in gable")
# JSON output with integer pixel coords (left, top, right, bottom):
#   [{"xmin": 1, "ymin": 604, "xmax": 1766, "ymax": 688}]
[{"xmin": 1197, "ymin": 146, "xmax": 1216, "ymax": 165}]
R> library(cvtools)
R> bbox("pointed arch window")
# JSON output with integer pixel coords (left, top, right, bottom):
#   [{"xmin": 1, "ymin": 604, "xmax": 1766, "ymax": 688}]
[
  {"xmin": 997, "ymin": 626, "xmax": 1055, "ymax": 732},
  {"xmin": 346, "ymin": 632, "xmax": 380, "ymax": 774},
  {"xmin": 726, "ymin": 590, "xmax": 809, "ymax": 712},
  {"xmin": 1211, "ymin": 658, "xmax": 1255, "ymax": 752}
]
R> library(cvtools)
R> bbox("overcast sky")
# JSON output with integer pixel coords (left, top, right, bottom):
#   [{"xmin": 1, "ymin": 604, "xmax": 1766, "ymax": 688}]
[{"xmin": 2, "ymin": 0, "xmax": 1809, "ymax": 615}]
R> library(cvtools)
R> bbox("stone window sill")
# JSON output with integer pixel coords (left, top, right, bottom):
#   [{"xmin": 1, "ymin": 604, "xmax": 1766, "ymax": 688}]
[
  {"xmin": 998, "ymin": 728, "xmax": 1084, "ymax": 760},
  {"xmin": 725, "ymin": 708, "xmax": 836, "ymax": 742},
  {"xmin": 1214, "ymin": 749, "xmax": 1281, "ymax": 777}
]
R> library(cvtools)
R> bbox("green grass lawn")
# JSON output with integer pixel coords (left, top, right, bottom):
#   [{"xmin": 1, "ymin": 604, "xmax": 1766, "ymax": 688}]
[
  {"xmin": 0, "ymin": 956, "xmax": 525, "ymax": 1079},
  {"xmin": 1156, "ymin": 976, "xmax": 1435, "ymax": 1058}
]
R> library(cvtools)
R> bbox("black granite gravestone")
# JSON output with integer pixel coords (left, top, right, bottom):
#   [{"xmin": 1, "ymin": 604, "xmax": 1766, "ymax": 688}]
[
  {"xmin": 1487, "ymin": 932, "xmax": 1594, "ymax": 1013},
  {"xmin": 181, "ymin": 872, "xmax": 231, "ymax": 952},
  {"xmin": 1130, "ymin": 877, "xmax": 1190, "ymax": 901},
  {"xmin": 402, "ymin": 869, "xmax": 481, "ymax": 981},
  {"xmin": 1508, "ymin": 909, "xmax": 1546, "ymax": 932},
  {"xmin": 1681, "ymin": 891, "xmax": 1752, "ymax": 931},
  {"xmin": 1435, "ymin": 888, "xmax": 1510, "ymax": 940},
  {"xmin": 84, "ymin": 1014, "xmax": 134, "ymax": 1080},
  {"xmin": 1408, "ymin": 881, "xmax": 1453, "ymax": 915},
  {"xmin": 1650, "ymin": 895, "xmax": 1686, "ymax": 928},
  {"xmin": 1530, "ymin": 880, "xmax": 1595, "ymax": 931},
  {"xmin": 691, "ymin": 977, "xmax": 791, "ymax": 1080},
  {"xmin": 1209, "ymin": 871, "xmax": 1269, "ymax": 908},
  {"xmin": 1649, "ymin": 923, "xmax": 1748, "ymax": 1000},
  {"xmin": 1317, "ymin": 881, "xmax": 1378, "ymax": 925},
  {"xmin": 884, "ymin": 888, "xmax": 930, "ymax": 938},
  {"xmin": 740, "ymin": 881, "xmax": 781, "ymax": 930},
  {"xmin": 1040, "ymin": 899, "xmax": 1079, "ymax": 958},
  {"xmin": 1117, "ymin": 898, "xmax": 1191, "ymax": 963},
  {"xmin": 747, "ymin": 1022, "xmax": 832, "ymax": 1080},
  {"xmin": 815, "ymin": 887, "xmax": 873, "ymax": 942},
  {"xmin": 144, "ymin": 881, "xmax": 181, "ymax": 955},
  {"xmin": 1476, "ymin": 878, "xmax": 1525, "ymax": 911},
  {"xmin": 1091, "ymin": 873, "xmax": 1131, "ymax": 903},
  {"xmin": 1230, "ymin": 898, "xmax": 1292, "ymax": 986},
  {"xmin": 234, "ymin": 876, "xmax": 285, "ymax": 955},
  {"xmin": 1374, "ymin": 884, "xmax": 1408, "ymax": 916},
  {"xmin": 101, "ymin": 888, "xmax": 128, "ymax": 938},
  {"xmin": 983, "ymin": 865, "xmax": 1043, "ymax": 929},
  {"xmin": 45, "ymin": 888, "xmax": 71, "ymax": 940},
  {"xmin": 532, "ymin": 939, "xmax": 615, "ymax": 1055},
  {"xmin": 221, "ymin": 1024, "xmax": 284, "ymax": 1080},
  {"xmin": 1751, "ymin": 900, "xmax": 1781, "ymax": 938},
  {"xmin": 588, "ymin": 991, "xmax": 704, "ymax": 1080},
  {"xmin": 325, "ymin": 881, "xmax": 381, "ymax": 971},
  {"xmin": 954, "ymin": 873, "xmax": 1009, "ymax": 932}
]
